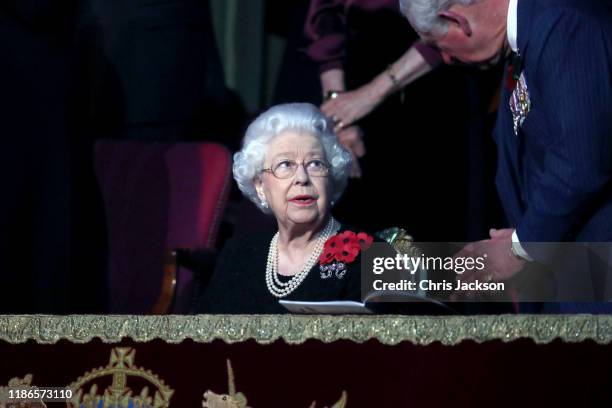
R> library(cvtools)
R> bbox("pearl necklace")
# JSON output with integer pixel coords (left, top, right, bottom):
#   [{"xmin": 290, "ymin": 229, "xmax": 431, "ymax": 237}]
[{"xmin": 265, "ymin": 217, "xmax": 339, "ymax": 298}]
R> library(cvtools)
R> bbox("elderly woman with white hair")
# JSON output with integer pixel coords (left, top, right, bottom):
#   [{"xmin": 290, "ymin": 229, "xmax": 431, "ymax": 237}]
[{"xmin": 197, "ymin": 103, "xmax": 383, "ymax": 314}]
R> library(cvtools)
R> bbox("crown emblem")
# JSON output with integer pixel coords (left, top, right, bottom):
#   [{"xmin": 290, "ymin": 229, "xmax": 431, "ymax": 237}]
[{"xmin": 68, "ymin": 347, "xmax": 174, "ymax": 408}]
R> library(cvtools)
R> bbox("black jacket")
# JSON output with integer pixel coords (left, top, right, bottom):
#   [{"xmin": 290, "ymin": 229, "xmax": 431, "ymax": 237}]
[{"xmin": 197, "ymin": 227, "xmax": 370, "ymax": 314}]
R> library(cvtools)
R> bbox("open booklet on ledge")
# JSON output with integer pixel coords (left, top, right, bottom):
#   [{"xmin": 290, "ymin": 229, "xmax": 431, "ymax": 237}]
[
  {"xmin": 279, "ymin": 291, "xmax": 453, "ymax": 314},
  {"xmin": 279, "ymin": 300, "xmax": 374, "ymax": 314}
]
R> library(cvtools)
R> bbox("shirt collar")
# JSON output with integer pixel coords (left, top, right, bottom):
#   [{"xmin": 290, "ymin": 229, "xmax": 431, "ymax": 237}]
[{"xmin": 507, "ymin": 0, "xmax": 519, "ymax": 52}]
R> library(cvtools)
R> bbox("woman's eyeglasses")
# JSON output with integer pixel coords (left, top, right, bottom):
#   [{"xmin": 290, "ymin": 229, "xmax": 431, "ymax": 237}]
[{"xmin": 262, "ymin": 159, "xmax": 330, "ymax": 179}]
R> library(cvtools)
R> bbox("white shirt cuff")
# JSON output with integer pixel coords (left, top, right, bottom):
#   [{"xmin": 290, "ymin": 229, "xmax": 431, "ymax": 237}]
[{"xmin": 512, "ymin": 230, "xmax": 533, "ymax": 261}]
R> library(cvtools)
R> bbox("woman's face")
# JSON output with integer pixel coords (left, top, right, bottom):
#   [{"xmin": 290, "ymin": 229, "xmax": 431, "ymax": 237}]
[{"xmin": 255, "ymin": 131, "xmax": 332, "ymax": 228}]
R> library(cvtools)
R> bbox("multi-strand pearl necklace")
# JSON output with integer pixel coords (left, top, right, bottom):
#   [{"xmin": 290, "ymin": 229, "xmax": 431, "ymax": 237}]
[{"xmin": 265, "ymin": 217, "xmax": 339, "ymax": 298}]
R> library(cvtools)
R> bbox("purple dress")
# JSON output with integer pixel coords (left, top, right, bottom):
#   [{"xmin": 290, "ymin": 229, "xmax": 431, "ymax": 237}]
[{"xmin": 304, "ymin": 0, "xmax": 441, "ymax": 74}]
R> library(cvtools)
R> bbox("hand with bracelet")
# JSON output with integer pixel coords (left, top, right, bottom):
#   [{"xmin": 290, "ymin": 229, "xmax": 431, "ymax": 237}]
[
  {"xmin": 321, "ymin": 45, "xmax": 435, "ymax": 133},
  {"xmin": 322, "ymin": 85, "xmax": 385, "ymax": 133}
]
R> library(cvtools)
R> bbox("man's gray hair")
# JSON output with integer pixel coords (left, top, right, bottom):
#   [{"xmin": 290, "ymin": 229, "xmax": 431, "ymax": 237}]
[
  {"xmin": 233, "ymin": 102, "xmax": 352, "ymax": 214},
  {"xmin": 399, "ymin": 0, "xmax": 477, "ymax": 35}
]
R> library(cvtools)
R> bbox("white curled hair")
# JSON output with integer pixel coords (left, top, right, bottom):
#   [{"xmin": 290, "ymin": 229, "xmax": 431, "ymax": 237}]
[
  {"xmin": 233, "ymin": 103, "xmax": 352, "ymax": 214},
  {"xmin": 399, "ymin": 0, "xmax": 477, "ymax": 36}
]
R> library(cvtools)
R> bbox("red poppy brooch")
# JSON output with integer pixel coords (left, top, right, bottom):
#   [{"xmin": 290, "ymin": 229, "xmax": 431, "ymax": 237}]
[{"xmin": 319, "ymin": 231, "xmax": 373, "ymax": 279}]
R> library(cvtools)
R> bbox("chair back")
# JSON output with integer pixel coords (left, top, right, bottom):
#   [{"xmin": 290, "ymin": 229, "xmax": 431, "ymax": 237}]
[{"xmin": 95, "ymin": 140, "xmax": 232, "ymax": 313}]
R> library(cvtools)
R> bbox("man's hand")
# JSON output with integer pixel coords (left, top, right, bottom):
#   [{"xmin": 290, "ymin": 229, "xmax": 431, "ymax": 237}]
[
  {"xmin": 450, "ymin": 228, "xmax": 525, "ymax": 301},
  {"xmin": 337, "ymin": 125, "xmax": 365, "ymax": 178},
  {"xmin": 454, "ymin": 228, "xmax": 525, "ymax": 283}
]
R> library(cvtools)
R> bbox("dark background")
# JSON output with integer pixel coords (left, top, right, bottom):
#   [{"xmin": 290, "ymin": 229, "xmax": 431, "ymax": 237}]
[
  {"xmin": 1, "ymin": 338, "xmax": 612, "ymax": 407},
  {"xmin": 0, "ymin": 0, "xmax": 504, "ymax": 314}
]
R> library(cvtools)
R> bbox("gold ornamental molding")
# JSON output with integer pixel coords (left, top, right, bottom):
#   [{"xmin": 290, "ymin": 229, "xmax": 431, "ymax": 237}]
[{"xmin": 1, "ymin": 315, "xmax": 612, "ymax": 345}]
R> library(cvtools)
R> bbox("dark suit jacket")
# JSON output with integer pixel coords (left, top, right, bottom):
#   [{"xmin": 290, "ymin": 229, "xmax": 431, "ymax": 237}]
[
  {"xmin": 77, "ymin": 0, "xmax": 226, "ymax": 125},
  {"xmin": 494, "ymin": 0, "xmax": 612, "ymax": 310},
  {"xmin": 495, "ymin": 0, "xmax": 612, "ymax": 244}
]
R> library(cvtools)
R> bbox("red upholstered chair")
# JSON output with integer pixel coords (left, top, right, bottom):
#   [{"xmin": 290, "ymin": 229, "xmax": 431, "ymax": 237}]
[{"xmin": 95, "ymin": 140, "xmax": 232, "ymax": 314}]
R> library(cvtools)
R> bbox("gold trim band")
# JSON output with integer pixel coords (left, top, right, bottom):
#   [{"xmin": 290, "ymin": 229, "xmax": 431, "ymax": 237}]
[{"xmin": 1, "ymin": 315, "xmax": 611, "ymax": 345}]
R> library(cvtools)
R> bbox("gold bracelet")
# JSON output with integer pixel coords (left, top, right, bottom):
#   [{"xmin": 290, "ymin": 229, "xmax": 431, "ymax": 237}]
[{"xmin": 386, "ymin": 65, "xmax": 399, "ymax": 88}]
